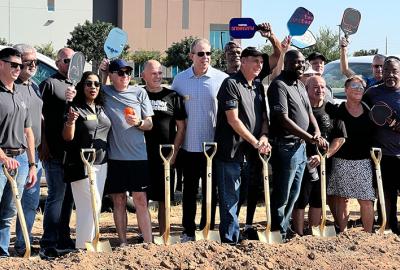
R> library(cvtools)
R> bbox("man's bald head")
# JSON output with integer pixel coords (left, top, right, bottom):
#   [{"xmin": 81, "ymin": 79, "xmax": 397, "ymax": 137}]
[
  {"xmin": 284, "ymin": 50, "xmax": 305, "ymax": 78},
  {"xmin": 142, "ymin": 59, "xmax": 163, "ymax": 91}
]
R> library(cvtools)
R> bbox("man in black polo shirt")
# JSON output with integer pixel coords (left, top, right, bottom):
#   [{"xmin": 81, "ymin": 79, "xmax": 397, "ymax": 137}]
[
  {"xmin": 215, "ymin": 47, "xmax": 270, "ymax": 244},
  {"xmin": 40, "ymin": 47, "xmax": 76, "ymax": 259},
  {"xmin": 268, "ymin": 50, "xmax": 327, "ymax": 241},
  {"xmin": 0, "ymin": 47, "xmax": 37, "ymax": 257}
]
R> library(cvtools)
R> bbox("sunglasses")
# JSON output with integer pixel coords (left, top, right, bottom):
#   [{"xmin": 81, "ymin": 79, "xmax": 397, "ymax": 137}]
[
  {"xmin": 373, "ymin": 64, "xmax": 383, "ymax": 69},
  {"xmin": 61, "ymin": 58, "xmax": 71, "ymax": 64},
  {"xmin": 84, "ymin": 80, "xmax": 100, "ymax": 88},
  {"xmin": 1, "ymin": 59, "xmax": 23, "ymax": 69},
  {"xmin": 193, "ymin": 51, "xmax": 211, "ymax": 57},
  {"xmin": 112, "ymin": 70, "xmax": 132, "ymax": 77},
  {"xmin": 23, "ymin": 59, "xmax": 38, "ymax": 68},
  {"xmin": 349, "ymin": 82, "xmax": 364, "ymax": 91}
]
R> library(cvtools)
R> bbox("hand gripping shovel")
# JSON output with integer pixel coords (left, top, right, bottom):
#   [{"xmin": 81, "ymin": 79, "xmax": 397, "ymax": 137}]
[
  {"xmin": 195, "ymin": 142, "xmax": 220, "ymax": 242},
  {"xmin": 154, "ymin": 144, "xmax": 180, "ymax": 245},
  {"xmin": 257, "ymin": 151, "xmax": 283, "ymax": 243},
  {"xmin": 370, "ymin": 148, "xmax": 392, "ymax": 235},
  {"xmin": 80, "ymin": 149, "xmax": 112, "ymax": 252},
  {"xmin": 2, "ymin": 166, "xmax": 30, "ymax": 258},
  {"xmin": 312, "ymin": 145, "xmax": 336, "ymax": 237}
]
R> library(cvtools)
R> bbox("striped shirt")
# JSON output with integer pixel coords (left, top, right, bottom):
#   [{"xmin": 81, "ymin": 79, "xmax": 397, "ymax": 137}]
[{"xmin": 172, "ymin": 66, "xmax": 228, "ymax": 152}]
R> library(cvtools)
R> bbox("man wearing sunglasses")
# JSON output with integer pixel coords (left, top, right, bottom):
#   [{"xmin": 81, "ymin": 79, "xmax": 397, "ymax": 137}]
[
  {"xmin": 340, "ymin": 37, "xmax": 386, "ymax": 89},
  {"xmin": 39, "ymin": 47, "xmax": 77, "ymax": 259},
  {"xmin": 100, "ymin": 58, "xmax": 154, "ymax": 245},
  {"xmin": 0, "ymin": 47, "xmax": 37, "ymax": 258},
  {"xmin": 11, "ymin": 44, "xmax": 43, "ymax": 257},
  {"xmin": 364, "ymin": 56, "xmax": 400, "ymax": 235},
  {"xmin": 171, "ymin": 38, "xmax": 228, "ymax": 242}
]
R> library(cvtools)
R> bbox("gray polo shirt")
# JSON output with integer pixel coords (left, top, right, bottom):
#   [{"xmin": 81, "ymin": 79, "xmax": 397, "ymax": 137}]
[
  {"xmin": 0, "ymin": 81, "xmax": 32, "ymax": 149},
  {"xmin": 268, "ymin": 71, "xmax": 312, "ymax": 140},
  {"xmin": 102, "ymin": 85, "xmax": 154, "ymax": 160},
  {"xmin": 16, "ymin": 79, "xmax": 42, "ymax": 148}
]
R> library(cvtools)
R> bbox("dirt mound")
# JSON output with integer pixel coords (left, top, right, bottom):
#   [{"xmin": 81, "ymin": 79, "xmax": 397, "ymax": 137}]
[{"xmin": 1, "ymin": 230, "xmax": 400, "ymax": 270}]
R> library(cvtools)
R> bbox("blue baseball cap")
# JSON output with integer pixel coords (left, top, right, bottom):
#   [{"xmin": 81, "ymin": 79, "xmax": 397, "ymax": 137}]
[{"xmin": 109, "ymin": 59, "xmax": 133, "ymax": 72}]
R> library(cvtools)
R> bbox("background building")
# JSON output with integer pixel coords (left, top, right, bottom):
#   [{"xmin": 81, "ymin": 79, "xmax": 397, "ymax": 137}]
[
  {"xmin": 118, "ymin": 0, "xmax": 241, "ymax": 52},
  {"xmin": 0, "ymin": 0, "xmax": 92, "ymax": 50}
]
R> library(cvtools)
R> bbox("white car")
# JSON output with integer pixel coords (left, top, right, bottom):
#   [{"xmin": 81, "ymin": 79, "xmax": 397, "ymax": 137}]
[
  {"xmin": 323, "ymin": 54, "xmax": 400, "ymax": 101},
  {"xmin": 0, "ymin": 45, "xmax": 58, "ymax": 85}
]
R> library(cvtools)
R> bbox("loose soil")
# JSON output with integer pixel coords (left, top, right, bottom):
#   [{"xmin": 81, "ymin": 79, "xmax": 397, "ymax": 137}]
[{"xmin": 1, "ymin": 199, "xmax": 400, "ymax": 270}]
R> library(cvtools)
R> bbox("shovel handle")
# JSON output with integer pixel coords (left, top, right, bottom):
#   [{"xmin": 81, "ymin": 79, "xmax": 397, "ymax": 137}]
[
  {"xmin": 2, "ymin": 165, "xmax": 30, "ymax": 257},
  {"xmin": 159, "ymin": 144, "xmax": 175, "ymax": 165},
  {"xmin": 203, "ymin": 142, "xmax": 217, "ymax": 163},
  {"xmin": 316, "ymin": 143, "xmax": 329, "ymax": 158},
  {"xmin": 316, "ymin": 144, "xmax": 329, "ymax": 232},
  {"xmin": 258, "ymin": 150, "xmax": 272, "ymax": 233},
  {"xmin": 160, "ymin": 144, "xmax": 174, "ymax": 243},
  {"xmin": 80, "ymin": 148, "xmax": 96, "ymax": 167},
  {"xmin": 370, "ymin": 147, "xmax": 382, "ymax": 167}
]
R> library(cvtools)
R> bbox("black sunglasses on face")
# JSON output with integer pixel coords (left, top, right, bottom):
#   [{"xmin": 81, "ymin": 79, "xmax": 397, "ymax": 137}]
[
  {"xmin": 373, "ymin": 64, "xmax": 383, "ymax": 69},
  {"xmin": 62, "ymin": 58, "xmax": 71, "ymax": 64},
  {"xmin": 84, "ymin": 80, "xmax": 100, "ymax": 87},
  {"xmin": 23, "ymin": 59, "xmax": 38, "ymax": 68},
  {"xmin": 113, "ymin": 70, "xmax": 132, "ymax": 77},
  {"xmin": 193, "ymin": 51, "xmax": 211, "ymax": 57},
  {"xmin": 1, "ymin": 59, "xmax": 23, "ymax": 69}
]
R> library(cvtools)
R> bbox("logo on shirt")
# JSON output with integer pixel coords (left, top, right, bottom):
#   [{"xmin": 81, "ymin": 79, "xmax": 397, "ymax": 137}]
[
  {"xmin": 21, "ymin": 101, "xmax": 27, "ymax": 110},
  {"xmin": 151, "ymin": 100, "xmax": 168, "ymax": 112}
]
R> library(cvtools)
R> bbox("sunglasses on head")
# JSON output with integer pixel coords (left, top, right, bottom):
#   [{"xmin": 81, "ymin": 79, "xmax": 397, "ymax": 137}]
[
  {"xmin": 23, "ymin": 59, "xmax": 38, "ymax": 68},
  {"xmin": 113, "ymin": 70, "xmax": 132, "ymax": 77},
  {"xmin": 193, "ymin": 51, "xmax": 211, "ymax": 57},
  {"xmin": 1, "ymin": 59, "xmax": 23, "ymax": 69},
  {"xmin": 84, "ymin": 80, "xmax": 100, "ymax": 88}
]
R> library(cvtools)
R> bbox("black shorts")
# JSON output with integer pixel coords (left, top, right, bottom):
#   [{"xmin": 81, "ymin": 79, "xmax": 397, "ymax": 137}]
[
  {"xmin": 294, "ymin": 169, "xmax": 322, "ymax": 209},
  {"xmin": 147, "ymin": 152, "xmax": 175, "ymax": 202},
  {"xmin": 104, "ymin": 160, "xmax": 149, "ymax": 194}
]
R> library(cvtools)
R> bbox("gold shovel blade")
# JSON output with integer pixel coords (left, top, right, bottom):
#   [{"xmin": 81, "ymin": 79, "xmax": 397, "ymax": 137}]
[
  {"xmin": 85, "ymin": 240, "xmax": 112, "ymax": 252},
  {"xmin": 311, "ymin": 225, "xmax": 336, "ymax": 237},
  {"xmin": 154, "ymin": 234, "xmax": 181, "ymax": 245},
  {"xmin": 257, "ymin": 230, "xmax": 283, "ymax": 244},
  {"xmin": 195, "ymin": 230, "xmax": 221, "ymax": 242}
]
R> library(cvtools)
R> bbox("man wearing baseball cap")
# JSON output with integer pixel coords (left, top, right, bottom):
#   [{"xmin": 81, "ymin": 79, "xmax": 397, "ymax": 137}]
[{"xmin": 215, "ymin": 47, "xmax": 270, "ymax": 244}]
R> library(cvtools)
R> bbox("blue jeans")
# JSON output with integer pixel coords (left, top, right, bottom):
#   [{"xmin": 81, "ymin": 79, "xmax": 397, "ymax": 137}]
[
  {"xmin": 15, "ymin": 151, "xmax": 42, "ymax": 251},
  {"xmin": 40, "ymin": 159, "xmax": 66, "ymax": 249},
  {"xmin": 216, "ymin": 159, "xmax": 242, "ymax": 244},
  {"xmin": 270, "ymin": 141, "xmax": 306, "ymax": 238},
  {"xmin": 0, "ymin": 153, "xmax": 29, "ymax": 256}
]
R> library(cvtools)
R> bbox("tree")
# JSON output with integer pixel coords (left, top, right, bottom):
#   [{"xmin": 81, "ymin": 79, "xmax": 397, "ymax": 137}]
[
  {"xmin": 35, "ymin": 42, "xmax": 57, "ymax": 59},
  {"xmin": 129, "ymin": 50, "xmax": 162, "ymax": 65},
  {"xmin": 260, "ymin": 44, "xmax": 273, "ymax": 55},
  {"xmin": 0, "ymin": 37, "xmax": 9, "ymax": 46},
  {"xmin": 211, "ymin": 48, "xmax": 225, "ymax": 71},
  {"xmin": 301, "ymin": 27, "xmax": 340, "ymax": 63},
  {"xmin": 163, "ymin": 36, "xmax": 198, "ymax": 70},
  {"xmin": 353, "ymin": 49, "xmax": 378, "ymax": 57},
  {"xmin": 67, "ymin": 20, "xmax": 129, "ymax": 71}
]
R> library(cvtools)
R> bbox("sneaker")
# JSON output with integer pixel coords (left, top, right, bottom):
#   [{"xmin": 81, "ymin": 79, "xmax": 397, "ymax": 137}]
[
  {"xmin": 136, "ymin": 233, "xmax": 144, "ymax": 244},
  {"xmin": 180, "ymin": 233, "xmax": 195, "ymax": 243},
  {"xmin": 14, "ymin": 247, "xmax": 27, "ymax": 257},
  {"xmin": 39, "ymin": 247, "xmax": 59, "ymax": 260}
]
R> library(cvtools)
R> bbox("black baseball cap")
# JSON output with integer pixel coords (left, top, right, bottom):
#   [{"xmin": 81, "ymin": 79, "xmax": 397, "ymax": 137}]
[
  {"xmin": 240, "ymin": 47, "xmax": 262, "ymax": 58},
  {"xmin": 307, "ymin": 52, "xmax": 326, "ymax": 62}
]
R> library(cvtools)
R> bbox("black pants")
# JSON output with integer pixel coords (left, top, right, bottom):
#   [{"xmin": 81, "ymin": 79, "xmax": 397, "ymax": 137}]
[
  {"xmin": 57, "ymin": 183, "xmax": 74, "ymax": 246},
  {"xmin": 381, "ymin": 155, "xmax": 400, "ymax": 234},
  {"xmin": 181, "ymin": 149, "xmax": 217, "ymax": 236}
]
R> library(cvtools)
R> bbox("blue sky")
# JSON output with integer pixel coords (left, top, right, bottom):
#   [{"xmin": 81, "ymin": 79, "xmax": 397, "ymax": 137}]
[{"xmin": 242, "ymin": 0, "xmax": 400, "ymax": 55}]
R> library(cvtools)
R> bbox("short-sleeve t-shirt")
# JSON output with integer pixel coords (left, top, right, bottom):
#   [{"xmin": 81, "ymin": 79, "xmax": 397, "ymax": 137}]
[
  {"xmin": 325, "ymin": 102, "xmax": 374, "ymax": 160},
  {"xmin": 144, "ymin": 87, "xmax": 187, "ymax": 153},
  {"xmin": 215, "ymin": 71, "xmax": 267, "ymax": 162},
  {"xmin": 102, "ymin": 85, "xmax": 154, "ymax": 160},
  {"xmin": 364, "ymin": 84, "xmax": 400, "ymax": 156},
  {"xmin": 268, "ymin": 71, "xmax": 312, "ymax": 140}
]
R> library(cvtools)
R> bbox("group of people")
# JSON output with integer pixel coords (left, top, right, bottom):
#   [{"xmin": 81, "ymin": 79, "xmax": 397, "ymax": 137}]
[{"xmin": 0, "ymin": 21, "xmax": 400, "ymax": 260}]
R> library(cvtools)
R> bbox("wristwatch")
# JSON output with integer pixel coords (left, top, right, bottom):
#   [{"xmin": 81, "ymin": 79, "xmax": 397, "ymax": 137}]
[
  {"xmin": 29, "ymin": 162, "xmax": 37, "ymax": 168},
  {"xmin": 135, "ymin": 120, "xmax": 143, "ymax": 128}
]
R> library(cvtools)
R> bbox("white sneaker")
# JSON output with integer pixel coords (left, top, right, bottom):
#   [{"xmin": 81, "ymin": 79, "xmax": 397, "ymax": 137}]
[{"xmin": 180, "ymin": 233, "xmax": 195, "ymax": 242}]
